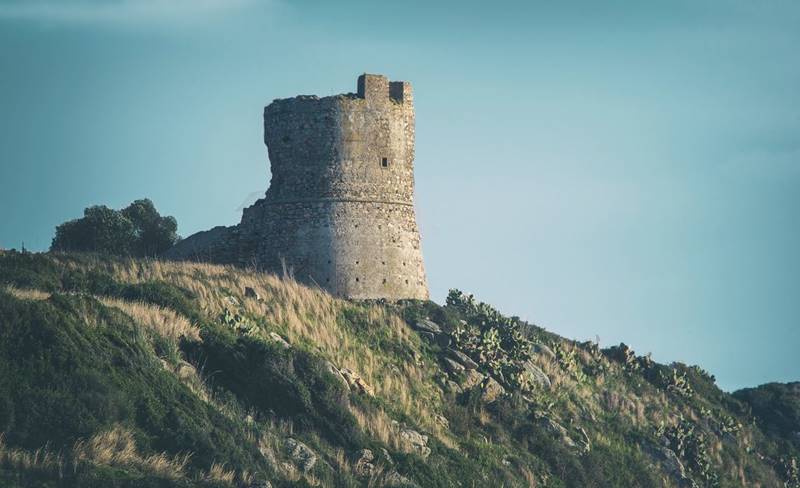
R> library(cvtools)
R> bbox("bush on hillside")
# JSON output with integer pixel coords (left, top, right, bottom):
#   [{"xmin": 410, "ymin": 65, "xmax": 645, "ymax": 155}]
[{"xmin": 51, "ymin": 199, "xmax": 178, "ymax": 257}]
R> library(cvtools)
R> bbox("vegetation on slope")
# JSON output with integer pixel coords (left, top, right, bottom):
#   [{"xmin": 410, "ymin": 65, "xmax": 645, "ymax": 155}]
[{"xmin": 0, "ymin": 250, "xmax": 797, "ymax": 487}]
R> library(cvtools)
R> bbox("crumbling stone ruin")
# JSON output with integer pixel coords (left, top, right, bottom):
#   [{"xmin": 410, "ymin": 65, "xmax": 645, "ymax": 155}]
[{"xmin": 166, "ymin": 74, "xmax": 429, "ymax": 300}]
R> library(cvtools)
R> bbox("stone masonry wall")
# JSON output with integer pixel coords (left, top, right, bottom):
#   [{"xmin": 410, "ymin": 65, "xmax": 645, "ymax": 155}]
[{"xmin": 235, "ymin": 74, "xmax": 428, "ymax": 300}]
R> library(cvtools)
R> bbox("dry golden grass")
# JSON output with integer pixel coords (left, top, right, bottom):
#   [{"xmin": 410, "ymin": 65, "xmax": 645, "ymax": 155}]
[
  {"xmin": 4, "ymin": 286, "xmax": 50, "ymax": 301},
  {"xmin": 73, "ymin": 425, "xmax": 191, "ymax": 479},
  {"xmin": 238, "ymin": 470, "xmax": 257, "ymax": 485},
  {"xmin": 277, "ymin": 461, "xmax": 302, "ymax": 482},
  {"xmin": 332, "ymin": 449, "xmax": 399, "ymax": 488},
  {"xmin": 3, "ymin": 425, "xmax": 253, "ymax": 485},
  {"xmin": 478, "ymin": 407, "xmax": 492, "ymax": 426},
  {"xmin": 4, "ymin": 281, "xmax": 199, "ymax": 344},
  {"xmin": 351, "ymin": 405, "xmax": 395, "ymax": 448},
  {"xmin": 532, "ymin": 352, "xmax": 566, "ymax": 389},
  {"xmin": 332, "ymin": 449, "xmax": 352, "ymax": 476},
  {"xmin": 520, "ymin": 466, "xmax": 538, "ymax": 487},
  {"xmin": 74, "ymin": 257, "xmax": 445, "ymax": 436},
  {"xmin": 349, "ymin": 404, "xmax": 456, "ymax": 455},
  {"xmin": 158, "ymin": 359, "xmax": 212, "ymax": 403},
  {"xmin": 303, "ymin": 473, "xmax": 322, "ymax": 486},
  {"xmin": 98, "ymin": 297, "xmax": 201, "ymax": 343},
  {"xmin": 0, "ymin": 434, "xmax": 64, "ymax": 475},
  {"xmin": 366, "ymin": 467, "xmax": 393, "ymax": 488},
  {"xmin": 255, "ymin": 430, "xmax": 280, "ymax": 471},
  {"xmin": 204, "ymin": 462, "xmax": 236, "ymax": 484},
  {"xmin": 524, "ymin": 337, "xmax": 688, "ymax": 437}
]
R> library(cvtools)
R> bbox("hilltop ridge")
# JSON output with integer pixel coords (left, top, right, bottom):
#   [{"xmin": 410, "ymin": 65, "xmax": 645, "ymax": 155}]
[{"xmin": 0, "ymin": 251, "xmax": 797, "ymax": 487}]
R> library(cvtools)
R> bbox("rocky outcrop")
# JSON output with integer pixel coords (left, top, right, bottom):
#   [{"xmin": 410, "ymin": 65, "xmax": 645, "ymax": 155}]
[
  {"xmin": 442, "ymin": 357, "xmax": 465, "ymax": 374},
  {"xmin": 350, "ymin": 449, "xmax": 377, "ymax": 477},
  {"xmin": 285, "ymin": 438, "xmax": 317, "ymax": 472},
  {"xmin": 442, "ymin": 378, "xmax": 463, "ymax": 395},
  {"xmin": 447, "ymin": 348, "xmax": 478, "ymax": 369},
  {"xmin": 481, "ymin": 377, "xmax": 506, "ymax": 403},
  {"xmin": 325, "ymin": 361, "xmax": 350, "ymax": 389},
  {"xmin": 539, "ymin": 417, "xmax": 577, "ymax": 448},
  {"xmin": 642, "ymin": 443, "xmax": 690, "ymax": 485},
  {"xmin": 340, "ymin": 368, "xmax": 375, "ymax": 397},
  {"xmin": 384, "ymin": 471, "xmax": 418, "ymax": 487},
  {"xmin": 268, "ymin": 332, "xmax": 290, "ymax": 349},
  {"xmin": 324, "ymin": 362, "xmax": 375, "ymax": 396},
  {"xmin": 461, "ymin": 369, "xmax": 485, "ymax": 389},
  {"xmin": 413, "ymin": 318, "xmax": 453, "ymax": 347},
  {"xmin": 532, "ymin": 343, "xmax": 556, "ymax": 361},
  {"xmin": 414, "ymin": 319, "xmax": 442, "ymax": 334},
  {"xmin": 522, "ymin": 360, "xmax": 551, "ymax": 389},
  {"xmin": 399, "ymin": 428, "xmax": 431, "ymax": 459}
]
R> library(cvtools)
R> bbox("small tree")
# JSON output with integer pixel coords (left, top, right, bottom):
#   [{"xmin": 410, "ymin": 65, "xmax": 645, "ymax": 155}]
[
  {"xmin": 51, "ymin": 199, "xmax": 178, "ymax": 257},
  {"xmin": 121, "ymin": 199, "xmax": 179, "ymax": 257},
  {"xmin": 52, "ymin": 205, "xmax": 136, "ymax": 255}
]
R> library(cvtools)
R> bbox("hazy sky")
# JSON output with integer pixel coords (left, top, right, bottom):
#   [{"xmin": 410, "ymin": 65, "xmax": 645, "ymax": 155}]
[{"xmin": 1, "ymin": 0, "xmax": 798, "ymax": 391}]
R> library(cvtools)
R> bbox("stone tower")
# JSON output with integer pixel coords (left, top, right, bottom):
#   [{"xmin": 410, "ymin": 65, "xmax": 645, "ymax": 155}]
[{"xmin": 233, "ymin": 74, "xmax": 429, "ymax": 300}]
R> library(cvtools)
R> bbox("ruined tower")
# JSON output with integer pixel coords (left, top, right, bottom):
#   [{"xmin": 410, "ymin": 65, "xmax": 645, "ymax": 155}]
[{"xmin": 234, "ymin": 74, "xmax": 429, "ymax": 300}]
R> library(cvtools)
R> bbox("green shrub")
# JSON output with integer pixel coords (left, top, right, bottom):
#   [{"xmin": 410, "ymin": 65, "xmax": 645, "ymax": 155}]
[
  {"xmin": 734, "ymin": 382, "xmax": 800, "ymax": 449},
  {"xmin": 184, "ymin": 330, "xmax": 362, "ymax": 448},
  {"xmin": 0, "ymin": 290, "xmax": 265, "ymax": 476},
  {"xmin": 445, "ymin": 289, "xmax": 534, "ymax": 389},
  {"xmin": 51, "ymin": 199, "xmax": 178, "ymax": 257}
]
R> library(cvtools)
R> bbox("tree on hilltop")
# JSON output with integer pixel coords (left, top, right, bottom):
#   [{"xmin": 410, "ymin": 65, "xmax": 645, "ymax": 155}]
[
  {"xmin": 51, "ymin": 199, "xmax": 178, "ymax": 257},
  {"xmin": 121, "ymin": 199, "xmax": 179, "ymax": 257}
]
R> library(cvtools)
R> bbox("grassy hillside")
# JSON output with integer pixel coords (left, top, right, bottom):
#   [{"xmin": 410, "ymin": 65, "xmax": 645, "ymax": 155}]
[{"xmin": 0, "ymin": 250, "xmax": 797, "ymax": 487}]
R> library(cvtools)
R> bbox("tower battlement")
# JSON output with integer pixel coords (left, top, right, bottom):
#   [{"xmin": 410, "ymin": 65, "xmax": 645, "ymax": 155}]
[{"xmin": 356, "ymin": 73, "xmax": 413, "ymax": 104}]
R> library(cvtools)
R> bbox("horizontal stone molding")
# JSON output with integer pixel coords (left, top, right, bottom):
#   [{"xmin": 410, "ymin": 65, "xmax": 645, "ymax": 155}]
[{"xmin": 262, "ymin": 198, "xmax": 415, "ymax": 207}]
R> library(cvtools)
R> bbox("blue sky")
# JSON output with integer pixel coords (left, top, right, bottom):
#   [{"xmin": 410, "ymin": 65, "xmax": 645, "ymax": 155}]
[{"xmin": 1, "ymin": 0, "xmax": 798, "ymax": 391}]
